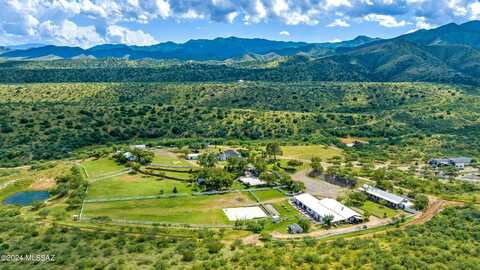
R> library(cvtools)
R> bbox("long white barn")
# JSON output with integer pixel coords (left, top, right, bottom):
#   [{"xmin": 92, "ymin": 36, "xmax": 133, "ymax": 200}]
[{"xmin": 293, "ymin": 193, "xmax": 361, "ymax": 224}]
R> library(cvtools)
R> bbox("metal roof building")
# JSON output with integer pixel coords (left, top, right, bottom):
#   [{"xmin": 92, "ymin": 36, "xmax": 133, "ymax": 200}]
[
  {"xmin": 361, "ymin": 184, "xmax": 409, "ymax": 208},
  {"xmin": 428, "ymin": 157, "xmax": 473, "ymax": 169},
  {"xmin": 293, "ymin": 193, "xmax": 361, "ymax": 224}
]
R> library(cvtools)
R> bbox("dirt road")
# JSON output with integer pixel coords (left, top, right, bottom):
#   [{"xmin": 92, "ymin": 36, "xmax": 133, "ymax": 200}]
[
  {"xmin": 270, "ymin": 196, "xmax": 454, "ymax": 241},
  {"xmin": 271, "ymin": 216, "xmax": 389, "ymax": 240},
  {"xmin": 291, "ymin": 169, "xmax": 346, "ymax": 198}
]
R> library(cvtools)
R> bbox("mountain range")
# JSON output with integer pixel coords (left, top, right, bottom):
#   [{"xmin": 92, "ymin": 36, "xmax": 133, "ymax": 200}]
[
  {"xmin": 0, "ymin": 35, "xmax": 380, "ymax": 61},
  {"xmin": 2, "ymin": 20, "xmax": 480, "ymax": 85}
]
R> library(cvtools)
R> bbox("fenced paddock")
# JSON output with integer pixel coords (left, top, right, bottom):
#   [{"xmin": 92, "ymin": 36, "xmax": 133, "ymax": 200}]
[{"xmin": 82, "ymin": 192, "xmax": 255, "ymax": 225}]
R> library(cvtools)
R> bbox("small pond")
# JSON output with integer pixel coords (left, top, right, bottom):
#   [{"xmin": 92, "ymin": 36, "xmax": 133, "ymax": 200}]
[{"xmin": 3, "ymin": 191, "xmax": 49, "ymax": 206}]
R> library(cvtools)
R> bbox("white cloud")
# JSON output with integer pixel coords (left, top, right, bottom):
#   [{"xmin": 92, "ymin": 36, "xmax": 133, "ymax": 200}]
[
  {"xmin": 325, "ymin": 0, "xmax": 352, "ymax": 9},
  {"xmin": 363, "ymin": 14, "xmax": 407, "ymax": 27},
  {"xmin": 226, "ymin": 11, "xmax": 239, "ymax": 23},
  {"xmin": 0, "ymin": 0, "xmax": 479, "ymax": 46},
  {"xmin": 106, "ymin": 25, "xmax": 157, "ymax": 45},
  {"xmin": 279, "ymin": 30, "xmax": 290, "ymax": 36},
  {"xmin": 38, "ymin": 20, "xmax": 104, "ymax": 48},
  {"xmin": 180, "ymin": 9, "xmax": 204, "ymax": 19},
  {"xmin": 327, "ymin": 18, "xmax": 351, "ymax": 27},
  {"xmin": 470, "ymin": 2, "xmax": 480, "ymax": 19},
  {"xmin": 414, "ymin": 16, "xmax": 433, "ymax": 30}
]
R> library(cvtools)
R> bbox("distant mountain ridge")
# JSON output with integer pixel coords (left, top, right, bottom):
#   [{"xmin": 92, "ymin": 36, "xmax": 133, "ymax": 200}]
[
  {"xmin": 0, "ymin": 36, "xmax": 379, "ymax": 61},
  {"xmin": 2, "ymin": 20, "xmax": 480, "ymax": 86}
]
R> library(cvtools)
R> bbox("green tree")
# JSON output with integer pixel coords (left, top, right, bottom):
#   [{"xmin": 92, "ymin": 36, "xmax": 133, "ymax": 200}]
[
  {"xmin": 197, "ymin": 168, "xmax": 234, "ymax": 191},
  {"xmin": 310, "ymin": 157, "xmax": 324, "ymax": 177},
  {"xmin": 322, "ymin": 214, "xmax": 334, "ymax": 228},
  {"xmin": 198, "ymin": 153, "xmax": 218, "ymax": 168},
  {"xmin": 265, "ymin": 142, "xmax": 282, "ymax": 161},
  {"xmin": 414, "ymin": 194, "xmax": 429, "ymax": 210},
  {"xmin": 298, "ymin": 218, "xmax": 311, "ymax": 232}
]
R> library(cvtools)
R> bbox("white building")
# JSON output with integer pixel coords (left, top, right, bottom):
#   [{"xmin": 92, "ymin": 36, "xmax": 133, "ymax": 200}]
[
  {"xmin": 223, "ymin": 206, "xmax": 267, "ymax": 221},
  {"xmin": 238, "ymin": 176, "xmax": 266, "ymax": 186},
  {"xmin": 123, "ymin": 152, "xmax": 136, "ymax": 161},
  {"xmin": 131, "ymin": 144, "xmax": 146, "ymax": 150},
  {"xmin": 186, "ymin": 153, "xmax": 201, "ymax": 160},
  {"xmin": 293, "ymin": 193, "xmax": 361, "ymax": 224},
  {"xmin": 361, "ymin": 184, "xmax": 411, "ymax": 209}
]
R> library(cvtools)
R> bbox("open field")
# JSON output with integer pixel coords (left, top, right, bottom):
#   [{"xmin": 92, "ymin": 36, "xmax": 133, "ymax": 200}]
[
  {"xmin": 281, "ymin": 145, "xmax": 343, "ymax": 161},
  {"xmin": 87, "ymin": 174, "xmax": 190, "ymax": 199},
  {"xmin": 83, "ymin": 192, "xmax": 255, "ymax": 225},
  {"xmin": 152, "ymin": 149, "xmax": 192, "ymax": 166},
  {"xmin": 251, "ymin": 189, "xmax": 285, "ymax": 202},
  {"xmin": 82, "ymin": 158, "xmax": 125, "ymax": 178},
  {"xmin": 360, "ymin": 201, "xmax": 401, "ymax": 218}
]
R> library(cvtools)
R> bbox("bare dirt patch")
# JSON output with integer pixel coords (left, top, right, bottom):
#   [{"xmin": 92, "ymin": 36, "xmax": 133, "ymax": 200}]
[
  {"xmin": 30, "ymin": 178, "xmax": 56, "ymax": 190},
  {"xmin": 292, "ymin": 169, "xmax": 346, "ymax": 198},
  {"xmin": 242, "ymin": 234, "xmax": 263, "ymax": 246}
]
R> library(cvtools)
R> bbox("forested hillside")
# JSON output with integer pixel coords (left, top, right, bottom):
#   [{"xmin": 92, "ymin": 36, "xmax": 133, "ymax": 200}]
[
  {"xmin": 1, "ymin": 40, "xmax": 479, "ymax": 85},
  {"xmin": 1, "ymin": 81, "xmax": 479, "ymax": 166},
  {"xmin": 2, "ymin": 21, "xmax": 480, "ymax": 86}
]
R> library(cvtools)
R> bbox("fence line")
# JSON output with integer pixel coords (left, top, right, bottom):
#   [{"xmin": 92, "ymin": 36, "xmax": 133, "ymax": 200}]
[
  {"xmin": 80, "ymin": 165, "xmax": 89, "ymax": 179},
  {"xmin": 89, "ymin": 169, "xmax": 132, "ymax": 182},
  {"xmin": 84, "ymin": 192, "xmax": 190, "ymax": 203},
  {"xmin": 79, "ymin": 186, "xmax": 89, "ymax": 220},
  {"xmin": 84, "ymin": 185, "xmax": 289, "ymax": 203},
  {"xmin": 148, "ymin": 164, "xmax": 193, "ymax": 169},
  {"xmin": 192, "ymin": 185, "xmax": 288, "ymax": 196},
  {"xmin": 80, "ymin": 216, "xmax": 236, "ymax": 228}
]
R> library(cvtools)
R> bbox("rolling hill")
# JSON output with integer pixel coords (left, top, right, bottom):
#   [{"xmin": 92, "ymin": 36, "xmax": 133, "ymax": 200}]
[
  {"xmin": 0, "ymin": 36, "xmax": 378, "ymax": 61},
  {"xmin": 2, "ymin": 21, "xmax": 480, "ymax": 86},
  {"xmin": 397, "ymin": 20, "xmax": 480, "ymax": 48}
]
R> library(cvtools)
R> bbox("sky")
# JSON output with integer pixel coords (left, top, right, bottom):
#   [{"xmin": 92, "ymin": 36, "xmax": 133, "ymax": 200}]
[{"xmin": 1, "ymin": 0, "xmax": 480, "ymax": 48}]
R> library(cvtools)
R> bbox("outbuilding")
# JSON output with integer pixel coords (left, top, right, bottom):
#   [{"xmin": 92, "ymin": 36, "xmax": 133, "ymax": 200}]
[
  {"xmin": 218, "ymin": 149, "xmax": 241, "ymax": 161},
  {"xmin": 361, "ymin": 184, "xmax": 409, "ymax": 209},
  {"xmin": 292, "ymin": 193, "xmax": 361, "ymax": 224},
  {"xmin": 288, "ymin": 223, "xmax": 304, "ymax": 234},
  {"xmin": 186, "ymin": 153, "xmax": 201, "ymax": 160},
  {"xmin": 428, "ymin": 157, "xmax": 473, "ymax": 169}
]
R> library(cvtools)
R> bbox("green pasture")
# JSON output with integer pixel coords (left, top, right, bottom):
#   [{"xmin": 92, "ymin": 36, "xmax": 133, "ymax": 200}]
[
  {"xmin": 82, "ymin": 158, "xmax": 125, "ymax": 178},
  {"xmin": 281, "ymin": 145, "xmax": 343, "ymax": 161},
  {"xmin": 152, "ymin": 150, "xmax": 192, "ymax": 166},
  {"xmin": 360, "ymin": 201, "xmax": 401, "ymax": 218},
  {"xmin": 87, "ymin": 174, "xmax": 191, "ymax": 199},
  {"xmin": 83, "ymin": 192, "xmax": 255, "ymax": 225},
  {"xmin": 251, "ymin": 189, "xmax": 285, "ymax": 202}
]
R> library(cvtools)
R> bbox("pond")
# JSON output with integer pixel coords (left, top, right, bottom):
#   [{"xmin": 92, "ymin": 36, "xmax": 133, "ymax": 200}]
[{"xmin": 3, "ymin": 191, "xmax": 49, "ymax": 206}]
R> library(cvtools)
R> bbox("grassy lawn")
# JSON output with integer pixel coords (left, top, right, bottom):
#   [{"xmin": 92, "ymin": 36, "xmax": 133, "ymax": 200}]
[
  {"xmin": 83, "ymin": 192, "xmax": 255, "ymax": 225},
  {"xmin": 252, "ymin": 189, "xmax": 285, "ymax": 202},
  {"xmin": 263, "ymin": 200, "xmax": 304, "ymax": 233},
  {"xmin": 361, "ymin": 201, "xmax": 401, "ymax": 218},
  {"xmin": 82, "ymin": 158, "xmax": 125, "ymax": 178},
  {"xmin": 87, "ymin": 174, "xmax": 191, "ymax": 198},
  {"xmin": 160, "ymin": 170, "xmax": 193, "ymax": 181},
  {"xmin": 152, "ymin": 149, "xmax": 192, "ymax": 166},
  {"xmin": 281, "ymin": 145, "xmax": 343, "ymax": 161}
]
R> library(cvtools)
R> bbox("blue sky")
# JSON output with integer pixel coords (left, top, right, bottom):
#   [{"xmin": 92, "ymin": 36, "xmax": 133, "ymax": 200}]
[{"xmin": 1, "ymin": 0, "xmax": 480, "ymax": 48}]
